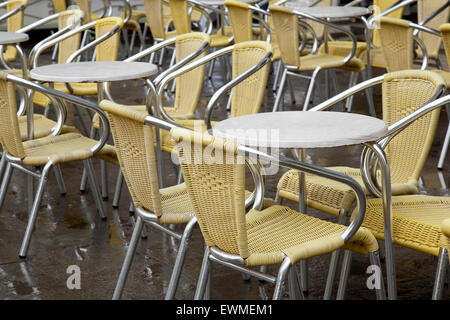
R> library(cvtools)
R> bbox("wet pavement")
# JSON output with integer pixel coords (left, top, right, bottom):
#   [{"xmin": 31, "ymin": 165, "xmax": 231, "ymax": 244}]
[{"xmin": 0, "ymin": 31, "xmax": 449, "ymax": 300}]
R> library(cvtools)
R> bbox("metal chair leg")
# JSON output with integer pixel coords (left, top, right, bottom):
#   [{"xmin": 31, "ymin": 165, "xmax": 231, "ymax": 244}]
[
  {"xmin": 0, "ymin": 162, "xmax": 13, "ymax": 209},
  {"xmin": 345, "ymin": 72, "xmax": 359, "ymax": 112},
  {"xmin": 272, "ymin": 60, "xmax": 282, "ymax": 92},
  {"xmin": 112, "ymin": 215, "xmax": 144, "ymax": 300},
  {"xmin": 272, "ymin": 68, "xmax": 288, "ymax": 112},
  {"xmin": 438, "ymin": 121, "xmax": 450, "ymax": 170},
  {"xmin": 100, "ymin": 160, "xmax": 108, "ymax": 200},
  {"xmin": 112, "ymin": 169, "xmax": 124, "ymax": 209},
  {"xmin": 299, "ymin": 259, "xmax": 308, "ymax": 293},
  {"xmin": 273, "ymin": 257, "xmax": 292, "ymax": 300},
  {"xmin": 336, "ymin": 250, "xmax": 352, "ymax": 300},
  {"xmin": 369, "ymin": 250, "xmax": 387, "ymax": 300},
  {"xmin": 83, "ymin": 159, "xmax": 107, "ymax": 220},
  {"xmin": 53, "ymin": 165, "xmax": 66, "ymax": 196},
  {"xmin": 19, "ymin": 162, "xmax": 52, "ymax": 258},
  {"xmin": 303, "ymin": 67, "xmax": 321, "ymax": 111},
  {"xmin": 165, "ymin": 217, "xmax": 197, "ymax": 300},
  {"xmin": 0, "ymin": 153, "xmax": 7, "ymax": 182},
  {"xmin": 432, "ymin": 248, "xmax": 449, "ymax": 300},
  {"xmin": 194, "ymin": 246, "xmax": 212, "ymax": 300},
  {"xmin": 289, "ymin": 264, "xmax": 304, "ymax": 300}
]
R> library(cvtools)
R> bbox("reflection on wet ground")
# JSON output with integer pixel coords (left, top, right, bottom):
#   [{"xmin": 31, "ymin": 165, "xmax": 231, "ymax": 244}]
[{"xmin": 0, "ymin": 34, "xmax": 449, "ymax": 300}]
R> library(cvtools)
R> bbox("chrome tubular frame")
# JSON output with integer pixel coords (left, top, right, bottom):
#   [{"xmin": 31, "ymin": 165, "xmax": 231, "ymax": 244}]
[
  {"xmin": 155, "ymin": 45, "xmax": 235, "ymax": 123},
  {"xmin": 204, "ymin": 51, "xmax": 273, "ymax": 129},
  {"xmin": 0, "ymin": 3, "xmax": 25, "ymax": 24},
  {"xmin": 5, "ymin": 72, "xmax": 110, "ymax": 156}
]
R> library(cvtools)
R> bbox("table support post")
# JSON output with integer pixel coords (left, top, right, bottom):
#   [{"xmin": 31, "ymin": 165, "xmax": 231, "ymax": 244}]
[{"xmin": 297, "ymin": 148, "xmax": 308, "ymax": 293}]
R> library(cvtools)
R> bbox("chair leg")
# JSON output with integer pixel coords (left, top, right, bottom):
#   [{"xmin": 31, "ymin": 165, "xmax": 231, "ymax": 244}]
[
  {"xmin": 53, "ymin": 165, "xmax": 66, "ymax": 196},
  {"xmin": 362, "ymin": 68, "xmax": 376, "ymax": 117},
  {"xmin": 324, "ymin": 210, "xmax": 348, "ymax": 299},
  {"xmin": 368, "ymin": 250, "xmax": 387, "ymax": 300},
  {"xmin": 303, "ymin": 67, "xmax": 321, "ymax": 111},
  {"xmin": 273, "ymin": 257, "xmax": 292, "ymax": 300},
  {"xmin": 207, "ymin": 49, "xmax": 216, "ymax": 79},
  {"xmin": 165, "ymin": 217, "xmax": 197, "ymax": 300},
  {"xmin": 432, "ymin": 248, "xmax": 449, "ymax": 300},
  {"xmin": 272, "ymin": 60, "xmax": 282, "ymax": 92},
  {"xmin": 437, "ymin": 121, "xmax": 450, "ymax": 170},
  {"xmin": 336, "ymin": 250, "xmax": 352, "ymax": 300},
  {"xmin": 299, "ymin": 260, "xmax": 308, "ymax": 293},
  {"xmin": 112, "ymin": 169, "xmax": 124, "ymax": 209},
  {"xmin": 112, "ymin": 215, "xmax": 144, "ymax": 300},
  {"xmin": 0, "ymin": 162, "xmax": 14, "ymax": 209},
  {"xmin": 288, "ymin": 263, "xmax": 304, "ymax": 300},
  {"xmin": 194, "ymin": 245, "xmax": 212, "ymax": 300},
  {"xmin": 100, "ymin": 160, "xmax": 108, "ymax": 200},
  {"xmin": 345, "ymin": 72, "xmax": 359, "ymax": 112},
  {"xmin": 272, "ymin": 68, "xmax": 288, "ymax": 112},
  {"xmin": 83, "ymin": 159, "xmax": 106, "ymax": 220},
  {"xmin": 19, "ymin": 162, "xmax": 52, "ymax": 258},
  {"xmin": 0, "ymin": 153, "xmax": 7, "ymax": 182}
]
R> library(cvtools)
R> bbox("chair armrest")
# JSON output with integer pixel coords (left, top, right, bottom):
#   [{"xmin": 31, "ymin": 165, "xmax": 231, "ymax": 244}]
[
  {"xmin": 309, "ymin": 75, "xmax": 384, "ymax": 112},
  {"xmin": 0, "ymin": 3, "xmax": 25, "ymax": 24},
  {"xmin": 31, "ymin": 21, "xmax": 97, "ymax": 68},
  {"xmin": 344, "ymin": 0, "xmax": 365, "ymax": 7},
  {"xmin": 237, "ymin": 145, "xmax": 367, "ymax": 243},
  {"xmin": 204, "ymin": 51, "xmax": 272, "ymax": 130},
  {"xmin": 5, "ymin": 72, "xmax": 110, "ymax": 155},
  {"xmin": 65, "ymin": 23, "xmax": 122, "ymax": 64},
  {"xmin": 155, "ymin": 46, "xmax": 234, "ymax": 123},
  {"xmin": 292, "ymin": 9, "xmax": 358, "ymax": 64}
]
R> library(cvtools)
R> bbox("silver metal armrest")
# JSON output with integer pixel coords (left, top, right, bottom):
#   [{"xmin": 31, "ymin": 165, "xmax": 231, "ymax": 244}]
[
  {"xmin": 66, "ymin": 24, "xmax": 122, "ymax": 64},
  {"xmin": 155, "ymin": 46, "xmax": 234, "ymax": 123},
  {"xmin": 415, "ymin": 0, "xmax": 450, "ymax": 35},
  {"xmin": 5, "ymin": 73, "xmax": 110, "ymax": 155},
  {"xmin": 31, "ymin": 21, "xmax": 97, "ymax": 68},
  {"xmin": 345, "ymin": 0, "xmax": 365, "ymax": 7},
  {"xmin": 309, "ymin": 75, "xmax": 384, "ymax": 111},
  {"xmin": 0, "ymin": 4, "xmax": 25, "ymax": 24},
  {"xmin": 292, "ymin": 9, "xmax": 358, "ymax": 63},
  {"xmin": 204, "ymin": 51, "xmax": 273, "ymax": 129}
]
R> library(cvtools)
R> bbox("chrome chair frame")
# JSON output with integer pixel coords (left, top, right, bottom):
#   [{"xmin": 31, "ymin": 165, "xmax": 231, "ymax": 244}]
[
  {"xmin": 0, "ymin": 72, "xmax": 109, "ymax": 258},
  {"xmin": 271, "ymin": 6, "xmax": 360, "ymax": 112},
  {"xmin": 157, "ymin": 114, "xmax": 385, "ymax": 300},
  {"xmin": 304, "ymin": 75, "xmax": 447, "ymax": 300}
]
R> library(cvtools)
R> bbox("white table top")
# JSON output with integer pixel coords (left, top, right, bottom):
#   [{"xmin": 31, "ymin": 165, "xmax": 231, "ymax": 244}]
[
  {"xmin": 199, "ymin": 0, "xmax": 258, "ymax": 5},
  {"xmin": 0, "ymin": 32, "xmax": 29, "ymax": 45},
  {"xmin": 212, "ymin": 111, "xmax": 388, "ymax": 148},
  {"xmin": 30, "ymin": 61, "xmax": 158, "ymax": 83},
  {"xmin": 285, "ymin": 5, "xmax": 370, "ymax": 18}
]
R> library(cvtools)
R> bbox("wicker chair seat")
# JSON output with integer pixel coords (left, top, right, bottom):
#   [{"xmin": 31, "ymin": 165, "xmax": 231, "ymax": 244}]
[
  {"xmin": 277, "ymin": 166, "xmax": 421, "ymax": 216},
  {"xmin": 299, "ymin": 53, "xmax": 364, "ymax": 72},
  {"xmin": 243, "ymin": 204, "xmax": 378, "ymax": 266},
  {"xmin": 356, "ymin": 195, "xmax": 450, "ymax": 256},
  {"xmin": 18, "ymin": 114, "xmax": 79, "ymax": 141},
  {"xmin": 21, "ymin": 132, "xmax": 115, "ymax": 166}
]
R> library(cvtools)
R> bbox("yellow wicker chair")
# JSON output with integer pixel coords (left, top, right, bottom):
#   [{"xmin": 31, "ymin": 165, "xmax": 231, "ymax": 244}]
[
  {"xmin": 0, "ymin": 71, "xmax": 111, "ymax": 259},
  {"xmin": 277, "ymin": 70, "xmax": 445, "ymax": 217},
  {"xmin": 170, "ymin": 126, "xmax": 385, "ymax": 300},
  {"xmin": 99, "ymin": 99, "xmax": 197, "ymax": 300},
  {"xmin": 340, "ymin": 195, "xmax": 450, "ymax": 300},
  {"xmin": 88, "ymin": 32, "xmax": 211, "ymax": 207},
  {"xmin": 0, "ymin": 0, "xmax": 27, "ymax": 64},
  {"xmin": 31, "ymin": 17, "xmax": 124, "ymax": 107},
  {"xmin": 276, "ymin": 70, "xmax": 446, "ymax": 299},
  {"xmin": 415, "ymin": 0, "xmax": 450, "ymax": 68},
  {"xmin": 155, "ymin": 40, "xmax": 273, "ymax": 154},
  {"xmin": 269, "ymin": 4, "xmax": 365, "ymax": 112},
  {"xmin": 322, "ymin": 0, "xmax": 409, "ymax": 70}
]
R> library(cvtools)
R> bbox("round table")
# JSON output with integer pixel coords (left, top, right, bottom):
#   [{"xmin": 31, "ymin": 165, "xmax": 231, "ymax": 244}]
[
  {"xmin": 213, "ymin": 111, "xmax": 388, "ymax": 148},
  {"xmin": 30, "ymin": 61, "xmax": 159, "ymax": 199},
  {"xmin": 30, "ymin": 61, "xmax": 158, "ymax": 83},
  {"xmin": 213, "ymin": 111, "xmax": 394, "ymax": 297},
  {"xmin": 0, "ymin": 31, "xmax": 29, "ymax": 45},
  {"xmin": 284, "ymin": 5, "xmax": 370, "ymax": 18}
]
